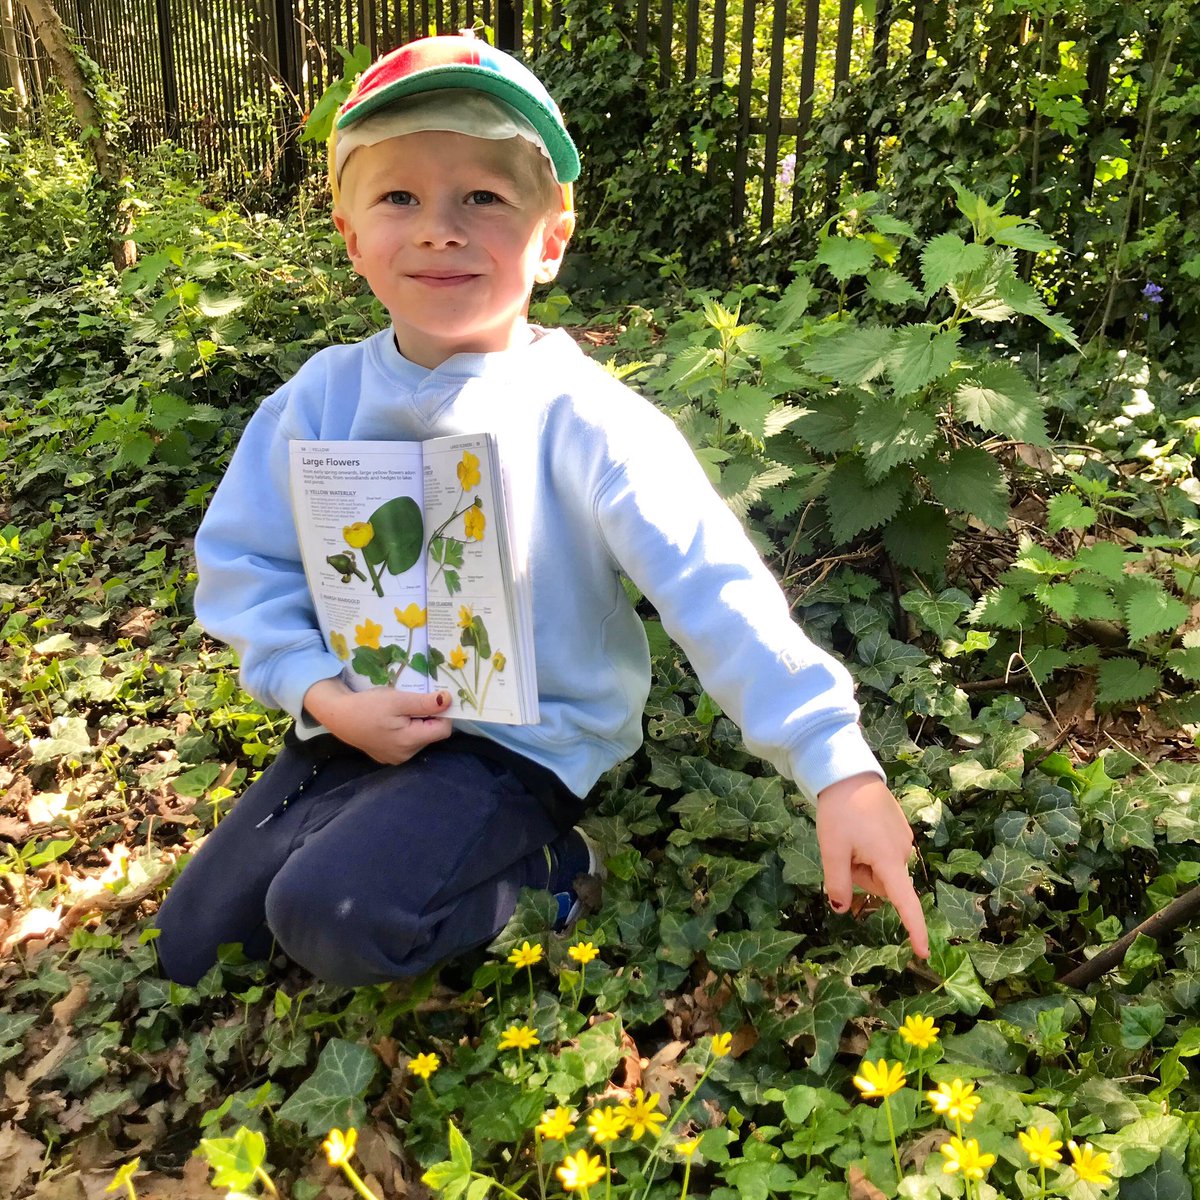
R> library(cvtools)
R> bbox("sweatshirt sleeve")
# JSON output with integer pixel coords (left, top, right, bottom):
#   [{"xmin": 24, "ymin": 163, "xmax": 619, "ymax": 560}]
[
  {"xmin": 593, "ymin": 402, "xmax": 884, "ymax": 801},
  {"xmin": 193, "ymin": 389, "xmax": 345, "ymax": 728}
]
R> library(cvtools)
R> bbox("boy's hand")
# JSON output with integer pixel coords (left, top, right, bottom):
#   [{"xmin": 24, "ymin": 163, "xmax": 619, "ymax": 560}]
[
  {"xmin": 303, "ymin": 678, "xmax": 453, "ymax": 765},
  {"xmin": 815, "ymin": 773, "xmax": 929, "ymax": 959}
]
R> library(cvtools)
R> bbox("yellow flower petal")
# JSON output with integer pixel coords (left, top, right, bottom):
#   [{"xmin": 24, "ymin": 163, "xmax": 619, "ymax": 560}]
[
  {"xmin": 464, "ymin": 505, "xmax": 486, "ymax": 542},
  {"xmin": 710, "ymin": 1032, "xmax": 733, "ymax": 1057},
  {"xmin": 343, "ymin": 521, "xmax": 374, "ymax": 549},
  {"xmin": 853, "ymin": 1059, "xmax": 907, "ymax": 1100},
  {"xmin": 322, "ymin": 1127, "xmax": 357, "ymax": 1168},
  {"xmin": 507, "ymin": 941, "xmax": 544, "ymax": 969},
  {"xmin": 410, "ymin": 1052, "xmax": 440, "ymax": 1080},
  {"xmin": 449, "ymin": 645, "xmax": 467, "ymax": 670},
  {"xmin": 898, "ymin": 1014, "xmax": 940, "ymax": 1050},
  {"xmin": 354, "ymin": 617, "xmax": 382, "ymax": 649},
  {"xmin": 457, "ymin": 451, "xmax": 482, "ymax": 491},
  {"xmin": 394, "ymin": 603, "xmax": 427, "ymax": 629},
  {"xmin": 568, "ymin": 941, "xmax": 598, "ymax": 964}
]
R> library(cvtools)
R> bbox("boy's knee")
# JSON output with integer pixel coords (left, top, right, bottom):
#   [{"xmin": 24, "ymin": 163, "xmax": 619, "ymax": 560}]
[{"xmin": 264, "ymin": 861, "xmax": 427, "ymax": 986}]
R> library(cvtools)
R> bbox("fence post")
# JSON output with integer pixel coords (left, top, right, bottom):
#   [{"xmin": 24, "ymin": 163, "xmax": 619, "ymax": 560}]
[
  {"xmin": 273, "ymin": 0, "xmax": 302, "ymax": 191},
  {"xmin": 495, "ymin": 0, "xmax": 516, "ymax": 52},
  {"xmin": 153, "ymin": 0, "xmax": 179, "ymax": 139}
]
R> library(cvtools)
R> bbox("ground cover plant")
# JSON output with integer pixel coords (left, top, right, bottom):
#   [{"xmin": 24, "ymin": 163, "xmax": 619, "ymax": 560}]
[{"xmin": 1, "ymin": 108, "xmax": 1199, "ymax": 1200}]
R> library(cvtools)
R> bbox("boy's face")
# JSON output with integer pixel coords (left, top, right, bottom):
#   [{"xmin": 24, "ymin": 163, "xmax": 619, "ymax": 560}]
[{"xmin": 333, "ymin": 130, "xmax": 571, "ymax": 369}]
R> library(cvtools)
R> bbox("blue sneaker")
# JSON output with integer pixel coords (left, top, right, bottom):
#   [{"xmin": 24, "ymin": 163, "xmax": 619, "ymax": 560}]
[{"xmin": 543, "ymin": 827, "xmax": 603, "ymax": 931}]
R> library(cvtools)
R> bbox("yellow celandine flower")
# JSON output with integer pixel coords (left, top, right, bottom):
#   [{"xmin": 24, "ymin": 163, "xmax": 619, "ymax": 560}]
[
  {"xmin": 898, "ymin": 1014, "xmax": 940, "ymax": 1050},
  {"xmin": 498, "ymin": 1024, "xmax": 540, "ymax": 1051},
  {"xmin": 492, "ymin": 652, "xmax": 506, "ymax": 671},
  {"xmin": 354, "ymin": 617, "xmax": 382, "ymax": 649},
  {"xmin": 927, "ymin": 1078, "xmax": 980, "ymax": 1122},
  {"xmin": 557, "ymin": 1150, "xmax": 606, "ymax": 1192},
  {"xmin": 457, "ymin": 451, "xmax": 482, "ymax": 490},
  {"xmin": 711, "ymin": 1032, "xmax": 733, "ymax": 1057},
  {"xmin": 1069, "ymin": 1141, "xmax": 1113, "ymax": 1186},
  {"xmin": 508, "ymin": 940, "xmax": 544, "ymax": 969},
  {"xmin": 1018, "ymin": 1126, "xmax": 1064, "ymax": 1169},
  {"xmin": 537, "ymin": 1107, "xmax": 577, "ymax": 1140},
  {"xmin": 343, "ymin": 521, "xmax": 374, "ymax": 549},
  {"xmin": 322, "ymin": 1127, "xmax": 357, "ymax": 1168},
  {"xmin": 588, "ymin": 1106, "xmax": 628, "ymax": 1144},
  {"xmin": 569, "ymin": 941, "xmax": 599, "ymax": 964},
  {"xmin": 676, "ymin": 1139, "xmax": 701, "ymax": 1158},
  {"xmin": 464, "ymin": 506, "xmax": 486, "ymax": 541},
  {"xmin": 940, "ymin": 1136, "xmax": 996, "ymax": 1181},
  {"xmin": 330, "ymin": 630, "xmax": 350, "ymax": 660},
  {"xmin": 449, "ymin": 645, "xmax": 468, "ymax": 670},
  {"xmin": 458, "ymin": 604, "xmax": 475, "ymax": 629},
  {"xmin": 409, "ymin": 1052, "xmax": 440, "ymax": 1080},
  {"xmin": 853, "ymin": 1059, "xmax": 908, "ymax": 1100},
  {"xmin": 620, "ymin": 1088, "xmax": 666, "ymax": 1140},
  {"xmin": 395, "ymin": 603, "xmax": 427, "ymax": 629}
]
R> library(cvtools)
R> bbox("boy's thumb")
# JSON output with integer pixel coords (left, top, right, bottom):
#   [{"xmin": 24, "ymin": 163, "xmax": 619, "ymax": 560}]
[{"xmin": 824, "ymin": 860, "xmax": 853, "ymax": 915}]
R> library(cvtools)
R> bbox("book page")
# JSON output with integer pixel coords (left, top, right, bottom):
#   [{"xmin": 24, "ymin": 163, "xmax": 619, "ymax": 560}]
[
  {"xmin": 289, "ymin": 441, "xmax": 433, "ymax": 696},
  {"xmin": 421, "ymin": 436, "xmax": 528, "ymax": 723}
]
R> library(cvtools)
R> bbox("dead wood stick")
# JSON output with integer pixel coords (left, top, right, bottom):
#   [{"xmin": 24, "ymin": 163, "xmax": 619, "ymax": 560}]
[{"xmin": 1057, "ymin": 882, "xmax": 1200, "ymax": 989}]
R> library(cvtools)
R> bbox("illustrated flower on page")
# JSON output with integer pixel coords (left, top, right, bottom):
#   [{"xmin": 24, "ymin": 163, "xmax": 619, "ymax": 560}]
[
  {"xmin": 343, "ymin": 521, "xmax": 374, "ymax": 549},
  {"xmin": 537, "ymin": 1107, "xmax": 577, "ymax": 1140},
  {"xmin": 492, "ymin": 652, "xmax": 506, "ymax": 671},
  {"xmin": 354, "ymin": 618, "xmax": 382, "ymax": 649},
  {"xmin": 458, "ymin": 605, "xmax": 474, "ymax": 628},
  {"xmin": 449, "ymin": 645, "xmax": 467, "ymax": 670},
  {"xmin": 854, "ymin": 1059, "xmax": 907, "ymax": 1100},
  {"xmin": 507, "ymin": 941, "xmax": 544, "ymax": 968},
  {"xmin": 457, "ymin": 450, "xmax": 481, "ymax": 490},
  {"xmin": 464, "ymin": 505, "xmax": 486, "ymax": 541},
  {"xmin": 330, "ymin": 630, "xmax": 350, "ymax": 660},
  {"xmin": 395, "ymin": 603, "xmax": 427, "ymax": 629},
  {"xmin": 898, "ymin": 1014, "xmax": 940, "ymax": 1049}
]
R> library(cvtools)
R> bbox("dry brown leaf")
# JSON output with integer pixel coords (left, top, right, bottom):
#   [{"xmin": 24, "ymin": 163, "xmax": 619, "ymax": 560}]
[
  {"xmin": 27, "ymin": 791, "xmax": 70, "ymax": 825},
  {"xmin": 903, "ymin": 1127, "xmax": 950, "ymax": 1172},
  {"xmin": 51, "ymin": 978, "xmax": 91, "ymax": 1027},
  {"xmin": 0, "ymin": 729, "xmax": 18, "ymax": 761},
  {"xmin": 641, "ymin": 1039, "xmax": 704, "ymax": 1103},
  {"xmin": 31, "ymin": 1170, "xmax": 89, "ymax": 1200},
  {"xmin": 116, "ymin": 608, "xmax": 158, "ymax": 646},
  {"xmin": 618, "ymin": 1030, "xmax": 642, "ymax": 1092},
  {"xmin": 847, "ymin": 1165, "xmax": 887, "ymax": 1200},
  {"xmin": 729, "ymin": 1025, "xmax": 758, "ymax": 1058},
  {"xmin": 0, "ymin": 1122, "xmax": 48, "ymax": 1198}
]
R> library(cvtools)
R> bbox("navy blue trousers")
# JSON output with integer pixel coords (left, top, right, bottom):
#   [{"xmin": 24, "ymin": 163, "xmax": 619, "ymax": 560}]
[{"xmin": 154, "ymin": 732, "xmax": 582, "ymax": 987}]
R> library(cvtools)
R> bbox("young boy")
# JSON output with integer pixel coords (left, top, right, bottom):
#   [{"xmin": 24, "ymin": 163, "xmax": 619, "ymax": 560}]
[{"xmin": 155, "ymin": 35, "xmax": 928, "ymax": 986}]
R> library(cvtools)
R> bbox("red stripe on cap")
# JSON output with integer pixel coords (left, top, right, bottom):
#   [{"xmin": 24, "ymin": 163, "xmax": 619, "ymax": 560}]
[{"xmin": 340, "ymin": 38, "xmax": 491, "ymax": 120}]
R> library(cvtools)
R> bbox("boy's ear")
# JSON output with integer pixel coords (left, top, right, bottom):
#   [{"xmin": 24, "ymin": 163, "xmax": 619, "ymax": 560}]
[
  {"xmin": 535, "ymin": 208, "xmax": 574, "ymax": 284},
  {"xmin": 332, "ymin": 208, "xmax": 365, "ymax": 274}
]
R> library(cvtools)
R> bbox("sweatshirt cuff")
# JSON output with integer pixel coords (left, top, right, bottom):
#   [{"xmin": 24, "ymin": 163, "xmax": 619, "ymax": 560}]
[
  {"xmin": 785, "ymin": 721, "xmax": 885, "ymax": 802},
  {"xmin": 267, "ymin": 648, "xmax": 347, "ymax": 733}
]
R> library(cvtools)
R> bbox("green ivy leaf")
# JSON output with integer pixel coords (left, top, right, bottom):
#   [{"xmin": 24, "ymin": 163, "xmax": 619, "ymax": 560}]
[
  {"xmin": 1120, "ymin": 1003, "xmax": 1166, "ymax": 1050},
  {"xmin": 885, "ymin": 325, "xmax": 962, "ymax": 397},
  {"xmin": 926, "ymin": 446, "xmax": 1010, "ymax": 527},
  {"xmin": 855, "ymin": 630, "xmax": 928, "ymax": 691},
  {"xmin": 276, "ymin": 1038, "xmax": 377, "ymax": 1136},
  {"xmin": 707, "ymin": 929, "xmax": 803, "ymax": 973},
  {"xmin": 824, "ymin": 460, "xmax": 908, "ymax": 543},
  {"xmin": 808, "ymin": 976, "xmax": 869, "ymax": 1073},
  {"xmin": 967, "ymin": 930, "xmax": 1047, "ymax": 983},
  {"xmin": 935, "ymin": 882, "xmax": 987, "ymax": 938},
  {"xmin": 1095, "ymin": 658, "xmax": 1161, "ymax": 706},
  {"xmin": 198, "ymin": 1127, "xmax": 266, "ymax": 1191},
  {"xmin": 882, "ymin": 504, "xmax": 954, "ymax": 572},
  {"xmin": 802, "ymin": 326, "xmax": 894, "ymax": 386},
  {"xmin": 955, "ymin": 364, "xmax": 1048, "ymax": 445}
]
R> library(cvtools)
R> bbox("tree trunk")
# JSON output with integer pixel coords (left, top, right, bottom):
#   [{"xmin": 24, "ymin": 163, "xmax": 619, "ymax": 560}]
[
  {"xmin": 16, "ymin": 0, "xmax": 136, "ymax": 270},
  {"xmin": 1, "ymin": 0, "xmax": 30, "ymax": 126}
]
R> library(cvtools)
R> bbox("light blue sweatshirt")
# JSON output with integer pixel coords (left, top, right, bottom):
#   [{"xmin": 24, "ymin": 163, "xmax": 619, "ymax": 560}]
[{"xmin": 193, "ymin": 325, "xmax": 884, "ymax": 799}]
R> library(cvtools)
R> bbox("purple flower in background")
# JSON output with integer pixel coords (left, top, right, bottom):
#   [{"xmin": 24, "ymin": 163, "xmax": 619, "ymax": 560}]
[
  {"xmin": 778, "ymin": 152, "xmax": 796, "ymax": 187},
  {"xmin": 1142, "ymin": 281, "xmax": 1164, "ymax": 304}
]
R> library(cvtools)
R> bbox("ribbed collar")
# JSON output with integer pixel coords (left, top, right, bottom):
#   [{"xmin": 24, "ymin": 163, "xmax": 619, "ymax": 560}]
[{"xmin": 369, "ymin": 322, "xmax": 561, "ymax": 387}]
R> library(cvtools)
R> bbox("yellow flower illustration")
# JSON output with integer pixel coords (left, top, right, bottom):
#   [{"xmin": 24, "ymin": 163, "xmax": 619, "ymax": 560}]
[
  {"xmin": 557, "ymin": 1150, "xmax": 605, "ymax": 1193},
  {"xmin": 492, "ymin": 652, "xmax": 507, "ymax": 671},
  {"xmin": 343, "ymin": 521, "xmax": 374, "ymax": 549},
  {"xmin": 330, "ymin": 630, "xmax": 350, "ymax": 660},
  {"xmin": 898, "ymin": 1014, "xmax": 940, "ymax": 1050},
  {"xmin": 537, "ymin": 1107, "xmax": 577, "ymax": 1140},
  {"xmin": 569, "ymin": 941, "xmax": 599, "ymax": 965},
  {"xmin": 507, "ymin": 941, "xmax": 544, "ymax": 968},
  {"xmin": 322, "ymin": 1127, "xmax": 357, "ymax": 1168},
  {"xmin": 409, "ymin": 1052, "xmax": 440, "ymax": 1080},
  {"xmin": 619, "ymin": 1088, "xmax": 666, "ymax": 1140},
  {"xmin": 354, "ymin": 617, "xmax": 382, "ymax": 649},
  {"xmin": 1068, "ymin": 1141, "xmax": 1113, "ymax": 1186},
  {"xmin": 710, "ymin": 1031, "xmax": 733, "ymax": 1057},
  {"xmin": 449, "ymin": 645, "xmax": 468, "ymax": 670},
  {"xmin": 853, "ymin": 1059, "xmax": 907, "ymax": 1100},
  {"xmin": 940, "ymin": 1136, "xmax": 996, "ymax": 1181},
  {"xmin": 498, "ymin": 1024, "xmax": 540, "ymax": 1051},
  {"xmin": 457, "ymin": 450, "xmax": 482, "ymax": 490},
  {"xmin": 927, "ymin": 1078, "xmax": 980, "ymax": 1122},
  {"xmin": 676, "ymin": 1138, "xmax": 701, "ymax": 1158},
  {"xmin": 458, "ymin": 604, "xmax": 475, "ymax": 628},
  {"xmin": 395, "ymin": 603, "xmax": 427, "ymax": 629},
  {"xmin": 588, "ymin": 1106, "xmax": 627, "ymax": 1145},
  {"xmin": 1019, "ymin": 1126, "xmax": 1063, "ymax": 1169},
  {"xmin": 464, "ymin": 505, "xmax": 486, "ymax": 541}
]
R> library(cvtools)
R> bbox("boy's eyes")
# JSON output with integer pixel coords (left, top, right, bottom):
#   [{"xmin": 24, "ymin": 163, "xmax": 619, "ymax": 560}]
[{"xmin": 379, "ymin": 189, "xmax": 505, "ymax": 206}]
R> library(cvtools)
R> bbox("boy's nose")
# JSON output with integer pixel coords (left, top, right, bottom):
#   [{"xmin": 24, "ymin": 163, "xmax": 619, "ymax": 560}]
[{"xmin": 415, "ymin": 200, "xmax": 467, "ymax": 248}]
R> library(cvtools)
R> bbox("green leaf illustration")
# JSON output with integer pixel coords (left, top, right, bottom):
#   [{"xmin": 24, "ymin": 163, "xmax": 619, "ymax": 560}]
[{"xmin": 363, "ymin": 495, "xmax": 423, "ymax": 576}]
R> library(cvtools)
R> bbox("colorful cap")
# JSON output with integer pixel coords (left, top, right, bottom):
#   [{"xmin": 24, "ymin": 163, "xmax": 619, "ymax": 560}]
[{"xmin": 329, "ymin": 35, "xmax": 580, "ymax": 203}]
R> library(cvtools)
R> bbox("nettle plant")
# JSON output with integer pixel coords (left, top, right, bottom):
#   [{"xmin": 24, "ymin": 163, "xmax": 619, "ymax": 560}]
[{"xmin": 632, "ymin": 185, "xmax": 1078, "ymax": 572}]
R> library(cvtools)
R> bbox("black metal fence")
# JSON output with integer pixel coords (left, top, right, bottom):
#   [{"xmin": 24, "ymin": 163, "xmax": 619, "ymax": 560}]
[{"xmin": 0, "ymin": 0, "xmax": 924, "ymax": 229}]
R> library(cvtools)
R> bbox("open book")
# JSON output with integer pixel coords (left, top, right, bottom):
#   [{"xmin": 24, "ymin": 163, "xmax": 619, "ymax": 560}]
[{"xmin": 289, "ymin": 435, "xmax": 538, "ymax": 725}]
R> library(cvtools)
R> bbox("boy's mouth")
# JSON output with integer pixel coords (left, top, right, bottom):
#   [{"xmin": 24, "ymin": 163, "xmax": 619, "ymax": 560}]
[{"xmin": 410, "ymin": 270, "xmax": 479, "ymax": 287}]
